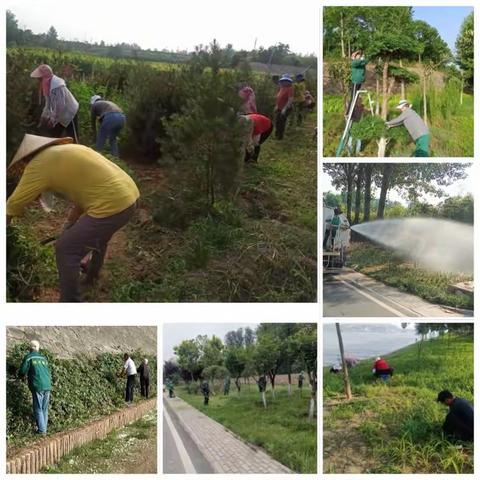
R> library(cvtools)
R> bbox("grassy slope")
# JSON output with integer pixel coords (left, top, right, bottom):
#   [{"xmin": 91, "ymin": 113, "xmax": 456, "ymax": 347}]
[
  {"xmin": 42, "ymin": 411, "xmax": 157, "ymax": 474},
  {"xmin": 323, "ymin": 94, "xmax": 473, "ymax": 157},
  {"xmin": 324, "ymin": 335, "xmax": 473, "ymax": 473},
  {"xmin": 349, "ymin": 243, "xmax": 473, "ymax": 310},
  {"xmin": 177, "ymin": 384, "xmax": 317, "ymax": 473}
]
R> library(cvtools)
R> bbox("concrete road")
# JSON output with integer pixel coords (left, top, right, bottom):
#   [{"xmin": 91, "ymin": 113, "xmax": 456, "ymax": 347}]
[
  {"xmin": 163, "ymin": 398, "xmax": 214, "ymax": 474},
  {"xmin": 323, "ymin": 270, "xmax": 473, "ymax": 318}
]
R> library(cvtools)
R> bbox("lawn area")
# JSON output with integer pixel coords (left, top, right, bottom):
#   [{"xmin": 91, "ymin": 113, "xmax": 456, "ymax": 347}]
[
  {"xmin": 42, "ymin": 410, "xmax": 157, "ymax": 474},
  {"xmin": 324, "ymin": 334, "xmax": 474, "ymax": 473},
  {"xmin": 349, "ymin": 242, "xmax": 473, "ymax": 311},
  {"xmin": 177, "ymin": 383, "xmax": 317, "ymax": 473}
]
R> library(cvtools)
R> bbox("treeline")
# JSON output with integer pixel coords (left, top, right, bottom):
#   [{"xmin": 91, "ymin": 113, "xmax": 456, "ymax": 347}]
[
  {"xmin": 6, "ymin": 10, "xmax": 316, "ymax": 68},
  {"xmin": 6, "ymin": 344, "xmax": 157, "ymax": 444},
  {"xmin": 164, "ymin": 324, "xmax": 317, "ymax": 416},
  {"xmin": 415, "ymin": 322, "xmax": 473, "ymax": 339},
  {"xmin": 323, "ymin": 163, "xmax": 470, "ymax": 224}
]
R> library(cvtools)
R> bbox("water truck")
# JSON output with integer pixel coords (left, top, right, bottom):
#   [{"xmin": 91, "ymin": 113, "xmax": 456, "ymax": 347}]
[{"xmin": 323, "ymin": 204, "xmax": 350, "ymax": 269}]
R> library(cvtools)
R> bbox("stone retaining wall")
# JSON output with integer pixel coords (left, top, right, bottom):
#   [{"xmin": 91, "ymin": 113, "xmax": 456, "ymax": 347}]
[{"xmin": 7, "ymin": 398, "xmax": 156, "ymax": 474}]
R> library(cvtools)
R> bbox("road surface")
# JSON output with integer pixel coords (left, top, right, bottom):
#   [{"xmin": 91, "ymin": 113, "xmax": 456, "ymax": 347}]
[
  {"xmin": 323, "ymin": 270, "xmax": 473, "ymax": 318},
  {"xmin": 163, "ymin": 398, "xmax": 213, "ymax": 474}
]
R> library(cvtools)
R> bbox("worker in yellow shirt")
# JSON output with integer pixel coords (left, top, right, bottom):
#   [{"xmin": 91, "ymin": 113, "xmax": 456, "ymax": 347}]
[
  {"xmin": 7, "ymin": 134, "xmax": 140, "ymax": 302},
  {"xmin": 293, "ymin": 73, "xmax": 307, "ymax": 125}
]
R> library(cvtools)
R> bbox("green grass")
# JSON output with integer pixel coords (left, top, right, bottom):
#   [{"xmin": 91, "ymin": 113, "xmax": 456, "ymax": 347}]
[
  {"xmin": 324, "ymin": 335, "xmax": 473, "ymax": 473},
  {"xmin": 42, "ymin": 410, "xmax": 157, "ymax": 474},
  {"xmin": 323, "ymin": 92, "xmax": 473, "ymax": 157},
  {"xmin": 177, "ymin": 384, "xmax": 317, "ymax": 473},
  {"xmin": 349, "ymin": 243, "xmax": 473, "ymax": 310}
]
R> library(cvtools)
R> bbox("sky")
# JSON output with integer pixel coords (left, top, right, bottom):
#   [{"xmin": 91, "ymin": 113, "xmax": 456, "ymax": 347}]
[
  {"xmin": 163, "ymin": 323, "xmax": 258, "ymax": 360},
  {"xmin": 412, "ymin": 6, "xmax": 473, "ymax": 54},
  {"xmin": 322, "ymin": 164, "xmax": 474, "ymax": 206},
  {"xmin": 7, "ymin": 0, "xmax": 316, "ymax": 54}
]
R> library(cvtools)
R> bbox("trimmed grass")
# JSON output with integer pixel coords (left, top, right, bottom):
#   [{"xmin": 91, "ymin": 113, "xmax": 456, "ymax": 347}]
[
  {"xmin": 324, "ymin": 335, "xmax": 473, "ymax": 474},
  {"xmin": 42, "ymin": 411, "xmax": 157, "ymax": 474},
  {"xmin": 177, "ymin": 384, "xmax": 317, "ymax": 473},
  {"xmin": 349, "ymin": 243, "xmax": 473, "ymax": 310}
]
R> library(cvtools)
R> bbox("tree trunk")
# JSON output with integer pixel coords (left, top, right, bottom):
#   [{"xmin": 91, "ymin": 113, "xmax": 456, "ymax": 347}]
[
  {"xmin": 423, "ymin": 70, "xmax": 428, "ymax": 125},
  {"xmin": 345, "ymin": 163, "xmax": 355, "ymax": 222},
  {"xmin": 340, "ymin": 14, "xmax": 346, "ymax": 58},
  {"xmin": 287, "ymin": 372, "xmax": 292, "ymax": 396},
  {"xmin": 375, "ymin": 77, "xmax": 380, "ymax": 115},
  {"xmin": 353, "ymin": 164, "xmax": 363, "ymax": 225},
  {"xmin": 399, "ymin": 59, "xmax": 405, "ymax": 98},
  {"xmin": 381, "ymin": 58, "xmax": 390, "ymax": 120},
  {"xmin": 235, "ymin": 377, "xmax": 241, "ymax": 393},
  {"xmin": 377, "ymin": 163, "xmax": 394, "ymax": 219},
  {"xmin": 261, "ymin": 391, "xmax": 267, "ymax": 408},
  {"xmin": 268, "ymin": 372, "xmax": 276, "ymax": 399},
  {"xmin": 363, "ymin": 164, "xmax": 372, "ymax": 222},
  {"xmin": 335, "ymin": 323, "xmax": 352, "ymax": 400},
  {"xmin": 377, "ymin": 137, "xmax": 388, "ymax": 157}
]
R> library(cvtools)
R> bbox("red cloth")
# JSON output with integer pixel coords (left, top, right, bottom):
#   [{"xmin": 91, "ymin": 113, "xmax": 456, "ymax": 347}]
[
  {"xmin": 276, "ymin": 85, "xmax": 293, "ymax": 110},
  {"xmin": 248, "ymin": 114, "xmax": 272, "ymax": 135},
  {"xmin": 374, "ymin": 358, "xmax": 390, "ymax": 370}
]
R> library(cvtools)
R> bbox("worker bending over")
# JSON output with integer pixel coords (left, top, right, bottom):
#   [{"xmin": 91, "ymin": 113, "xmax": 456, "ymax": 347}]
[{"xmin": 437, "ymin": 390, "xmax": 473, "ymax": 442}]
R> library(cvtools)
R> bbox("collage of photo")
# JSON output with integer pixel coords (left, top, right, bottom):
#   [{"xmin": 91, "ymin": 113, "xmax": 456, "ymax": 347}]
[{"xmin": 2, "ymin": 1, "xmax": 476, "ymax": 478}]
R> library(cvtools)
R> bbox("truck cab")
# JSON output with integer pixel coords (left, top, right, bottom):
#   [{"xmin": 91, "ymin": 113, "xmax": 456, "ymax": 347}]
[{"xmin": 323, "ymin": 205, "xmax": 350, "ymax": 269}]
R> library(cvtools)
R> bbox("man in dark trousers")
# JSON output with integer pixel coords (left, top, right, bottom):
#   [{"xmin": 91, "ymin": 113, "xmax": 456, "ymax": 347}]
[
  {"xmin": 201, "ymin": 379, "xmax": 210, "ymax": 405},
  {"xmin": 437, "ymin": 390, "xmax": 473, "ymax": 442},
  {"xmin": 121, "ymin": 353, "xmax": 137, "ymax": 404},
  {"xmin": 137, "ymin": 358, "xmax": 150, "ymax": 398},
  {"xmin": 18, "ymin": 340, "xmax": 52, "ymax": 434}
]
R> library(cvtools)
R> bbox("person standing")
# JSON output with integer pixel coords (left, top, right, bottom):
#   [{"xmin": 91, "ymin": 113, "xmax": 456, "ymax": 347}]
[
  {"xmin": 293, "ymin": 73, "xmax": 307, "ymax": 125},
  {"xmin": 122, "ymin": 353, "xmax": 137, "ymax": 404},
  {"xmin": 243, "ymin": 113, "xmax": 273, "ymax": 163},
  {"xmin": 323, "ymin": 208, "xmax": 342, "ymax": 250},
  {"xmin": 386, "ymin": 100, "xmax": 430, "ymax": 157},
  {"xmin": 18, "ymin": 340, "xmax": 52, "ymax": 435},
  {"xmin": 274, "ymin": 74, "xmax": 294, "ymax": 140},
  {"xmin": 223, "ymin": 376, "xmax": 231, "ymax": 396},
  {"xmin": 137, "ymin": 358, "xmax": 150, "ymax": 398},
  {"xmin": 437, "ymin": 390, "xmax": 474, "ymax": 442},
  {"xmin": 298, "ymin": 371, "xmax": 305, "ymax": 389},
  {"xmin": 6, "ymin": 134, "xmax": 140, "ymax": 302},
  {"xmin": 201, "ymin": 379, "xmax": 210, "ymax": 405},
  {"xmin": 30, "ymin": 64, "xmax": 80, "ymax": 142},
  {"xmin": 347, "ymin": 50, "xmax": 368, "ymax": 117},
  {"xmin": 166, "ymin": 378, "xmax": 175, "ymax": 398},
  {"xmin": 90, "ymin": 95, "xmax": 126, "ymax": 157}
]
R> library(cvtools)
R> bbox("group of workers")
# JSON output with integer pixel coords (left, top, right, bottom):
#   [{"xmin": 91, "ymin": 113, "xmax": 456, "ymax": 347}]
[
  {"xmin": 330, "ymin": 353, "xmax": 474, "ymax": 443},
  {"xmin": 346, "ymin": 49, "xmax": 430, "ymax": 157},
  {"xmin": 17, "ymin": 340, "xmax": 151, "ymax": 435},
  {"xmin": 239, "ymin": 72, "xmax": 315, "ymax": 163}
]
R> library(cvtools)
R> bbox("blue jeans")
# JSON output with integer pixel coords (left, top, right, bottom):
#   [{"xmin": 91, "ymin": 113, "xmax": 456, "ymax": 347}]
[
  {"xmin": 32, "ymin": 390, "xmax": 50, "ymax": 434},
  {"xmin": 96, "ymin": 112, "xmax": 126, "ymax": 157},
  {"xmin": 347, "ymin": 135, "xmax": 362, "ymax": 155}
]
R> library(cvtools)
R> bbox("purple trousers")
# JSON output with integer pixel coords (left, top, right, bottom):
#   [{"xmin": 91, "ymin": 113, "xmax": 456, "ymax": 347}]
[{"xmin": 55, "ymin": 203, "xmax": 136, "ymax": 302}]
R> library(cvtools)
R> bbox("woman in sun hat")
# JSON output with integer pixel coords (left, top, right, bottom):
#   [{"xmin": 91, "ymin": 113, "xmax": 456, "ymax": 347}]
[
  {"xmin": 274, "ymin": 73, "xmax": 294, "ymax": 140},
  {"xmin": 7, "ymin": 134, "xmax": 140, "ymax": 302},
  {"xmin": 30, "ymin": 64, "xmax": 80, "ymax": 142}
]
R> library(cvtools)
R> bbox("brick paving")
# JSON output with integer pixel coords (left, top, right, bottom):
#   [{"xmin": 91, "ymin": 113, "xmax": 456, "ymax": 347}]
[{"xmin": 164, "ymin": 394, "xmax": 292, "ymax": 474}]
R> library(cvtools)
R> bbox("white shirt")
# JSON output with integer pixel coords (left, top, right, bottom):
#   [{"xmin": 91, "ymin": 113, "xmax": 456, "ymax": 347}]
[
  {"xmin": 42, "ymin": 75, "xmax": 79, "ymax": 127},
  {"xmin": 124, "ymin": 358, "xmax": 137, "ymax": 376}
]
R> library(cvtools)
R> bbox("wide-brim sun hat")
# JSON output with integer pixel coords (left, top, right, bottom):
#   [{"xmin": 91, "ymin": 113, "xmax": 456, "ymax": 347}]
[
  {"xmin": 9, "ymin": 134, "xmax": 73, "ymax": 169},
  {"xmin": 396, "ymin": 99, "xmax": 410, "ymax": 109},
  {"xmin": 90, "ymin": 94, "xmax": 102, "ymax": 105},
  {"xmin": 279, "ymin": 74, "xmax": 293, "ymax": 83},
  {"xmin": 30, "ymin": 64, "xmax": 53, "ymax": 78}
]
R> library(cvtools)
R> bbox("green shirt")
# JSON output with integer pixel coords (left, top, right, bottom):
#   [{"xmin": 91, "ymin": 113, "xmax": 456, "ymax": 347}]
[
  {"xmin": 351, "ymin": 58, "xmax": 368, "ymax": 84},
  {"xmin": 19, "ymin": 351, "xmax": 52, "ymax": 392},
  {"xmin": 331, "ymin": 215, "xmax": 341, "ymax": 227}
]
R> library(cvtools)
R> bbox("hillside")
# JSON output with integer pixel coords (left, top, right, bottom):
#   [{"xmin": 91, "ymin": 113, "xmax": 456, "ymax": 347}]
[
  {"xmin": 323, "ymin": 335, "xmax": 473, "ymax": 474},
  {"xmin": 6, "ymin": 326, "xmax": 157, "ymax": 358}
]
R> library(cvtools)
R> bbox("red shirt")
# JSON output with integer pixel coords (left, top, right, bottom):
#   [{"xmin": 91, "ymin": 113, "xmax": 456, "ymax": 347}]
[
  {"xmin": 276, "ymin": 85, "xmax": 293, "ymax": 110},
  {"xmin": 248, "ymin": 114, "xmax": 272, "ymax": 135},
  {"xmin": 374, "ymin": 358, "xmax": 390, "ymax": 370}
]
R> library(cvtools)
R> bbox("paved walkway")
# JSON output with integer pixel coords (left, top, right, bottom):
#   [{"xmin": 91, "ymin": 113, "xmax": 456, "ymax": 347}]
[{"xmin": 163, "ymin": 394, "xmax": 292, "ymax": 474}]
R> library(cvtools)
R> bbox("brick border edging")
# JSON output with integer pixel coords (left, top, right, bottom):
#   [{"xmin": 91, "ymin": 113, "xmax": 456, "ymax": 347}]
[
  {"xmin": 6, "ymin": 397, "xmax": 157, "ymax": 474},
  {"xmin": 164, "ymin": 394, "xmax": 292, "ymax": 474}
]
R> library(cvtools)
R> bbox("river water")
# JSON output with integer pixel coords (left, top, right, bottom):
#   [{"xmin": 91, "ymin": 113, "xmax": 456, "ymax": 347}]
[{"xmin": 323, "ymin": 323, "xmax": 419, "ymax": 365}]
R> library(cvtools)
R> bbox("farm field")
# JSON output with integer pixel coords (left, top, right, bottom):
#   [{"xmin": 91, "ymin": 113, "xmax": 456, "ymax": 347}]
[{"xmin": 6, "ymin": 46, "xmax": 317, "ymax": 302}]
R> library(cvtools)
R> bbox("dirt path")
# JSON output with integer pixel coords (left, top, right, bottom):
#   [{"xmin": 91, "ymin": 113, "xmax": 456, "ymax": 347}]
[
  {"xmin": 323, "ymin": 402, "xmax": 377, "ymax": 474},
  {"xmin": 43, "ymin": 409, "xmax": 157, "ymax": 474}
]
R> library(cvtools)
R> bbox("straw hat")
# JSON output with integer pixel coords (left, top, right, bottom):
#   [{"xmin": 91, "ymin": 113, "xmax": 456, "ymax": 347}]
[
  {"xmin": 30, "ymin": 64, "xmax": 53, "ymax": 78},
  {"xmin": 396, "ymin": 99, "xmax": 410, "ymax": 109},
  {"xmin": 9, "ymin": 134, "xmax": 73, "ymax": 169}
]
